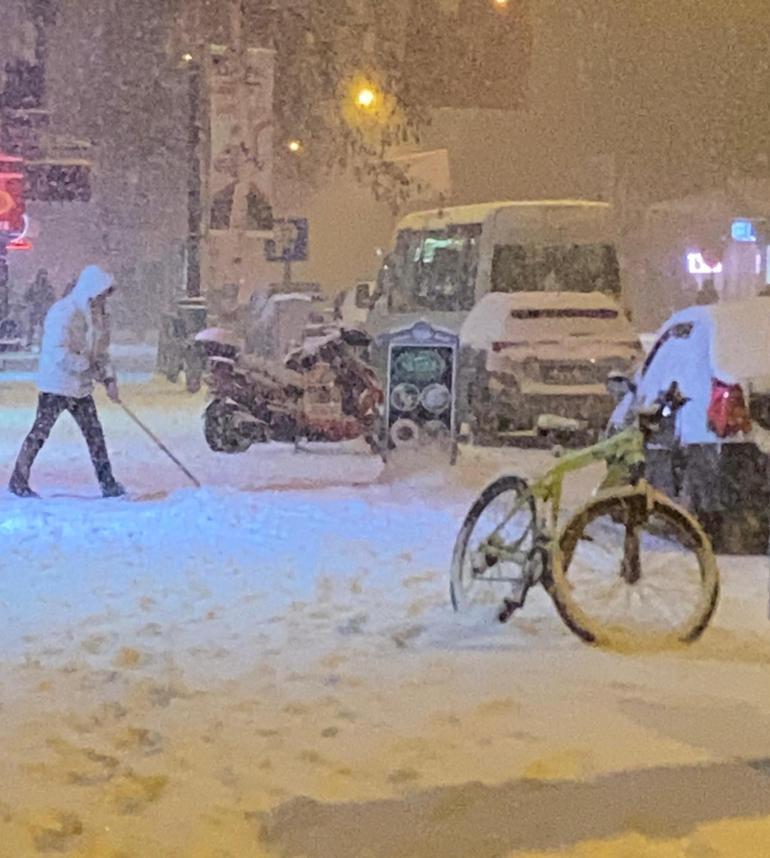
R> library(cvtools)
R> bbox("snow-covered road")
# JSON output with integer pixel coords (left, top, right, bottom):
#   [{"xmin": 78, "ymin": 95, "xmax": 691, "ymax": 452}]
[{"xmin": 1, "ymin": 376, "xmax": 770, "ymax": 856}]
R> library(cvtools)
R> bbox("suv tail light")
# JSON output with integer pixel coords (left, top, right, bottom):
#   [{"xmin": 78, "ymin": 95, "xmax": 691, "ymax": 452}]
[{"xmin": 707, "ymin": 379, "xmax": 752, "ymax": 438}]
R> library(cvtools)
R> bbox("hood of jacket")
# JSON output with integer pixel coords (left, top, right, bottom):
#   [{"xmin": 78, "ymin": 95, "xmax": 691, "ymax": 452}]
[{"xmin": 71, "ymin": 265, "xmax": 114, "ymax": 314}]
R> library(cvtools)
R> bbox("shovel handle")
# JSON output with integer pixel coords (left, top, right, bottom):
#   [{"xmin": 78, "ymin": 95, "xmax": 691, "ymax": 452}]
[{"xmin": 118, "ymin": 401, "xmax": 202, "ymax": 488}]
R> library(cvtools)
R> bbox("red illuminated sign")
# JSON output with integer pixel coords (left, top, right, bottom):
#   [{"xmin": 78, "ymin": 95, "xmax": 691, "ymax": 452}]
[{"xmin": 0, "ymin": 153, "xmax": 26, "ymax": 236}]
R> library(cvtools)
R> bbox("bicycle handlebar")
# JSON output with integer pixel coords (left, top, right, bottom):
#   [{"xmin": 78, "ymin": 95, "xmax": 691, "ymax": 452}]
[{"xmin": 635, "ymin": 381, "xmax": 690, "ymax": 438}]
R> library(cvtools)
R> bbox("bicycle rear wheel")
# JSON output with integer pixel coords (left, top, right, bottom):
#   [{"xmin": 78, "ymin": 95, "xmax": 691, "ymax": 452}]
[
  {"xmin": 450, "ymin": 475, "xmax": 537, "ymax": 613},
  {"xmin": 550, "ymin": 488, "xmax": 719, "ymax": 647}
]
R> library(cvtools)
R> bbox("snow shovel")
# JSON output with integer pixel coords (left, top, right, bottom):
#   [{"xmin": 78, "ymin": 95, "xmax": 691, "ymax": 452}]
[{"xmin": 118, "ymin": 401, "xmax": 202, "ymax": 488}]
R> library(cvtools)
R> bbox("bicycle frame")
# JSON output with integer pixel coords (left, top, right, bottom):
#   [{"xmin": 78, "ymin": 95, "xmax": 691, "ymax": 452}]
[
  {"xmin": 530, "ymin": 424, "xmax": 647, "ymax": 532},
  {"xmin": 483, "ymin": 424, "xmax": 647, "ymax": 570}
]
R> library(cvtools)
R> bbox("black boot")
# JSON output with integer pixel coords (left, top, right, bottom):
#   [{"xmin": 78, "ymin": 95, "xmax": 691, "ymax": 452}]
[
  {"xmin": 8, "ymin": 474, "xmax": 39, "ymax": 498},
  {"xmin": 101, "ymin": 480, "xmax": 127, "ymax": 498}
]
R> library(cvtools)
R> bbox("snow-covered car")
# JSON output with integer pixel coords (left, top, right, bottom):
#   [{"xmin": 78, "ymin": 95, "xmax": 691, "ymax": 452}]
[
  {"xmin": 460, "ymin": 291, "xmax": 642, "ymax": 445},
  {"xmin": 244, "ymin": 290, "xmax": 327, "ymax": 360},
  {"xmin": 609, "ymin": 297, "xmax": 770, "ymax": 553}
]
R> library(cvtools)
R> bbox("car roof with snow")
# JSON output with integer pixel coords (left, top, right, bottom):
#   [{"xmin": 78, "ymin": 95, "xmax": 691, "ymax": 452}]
[
  {"xmin": 653, "ymin": 297, "xmax": 770, "ymax": 381},
  {"xmin": 460, "ymin": 291, "xmax": 632, "ymax": 349},
  {"xmin": 396, "ymin": 200, "xmax": 611, "ymax": 232},
  {"xmin": 270, "ymin": 292, "xmax": 315, "ymax": 303}
]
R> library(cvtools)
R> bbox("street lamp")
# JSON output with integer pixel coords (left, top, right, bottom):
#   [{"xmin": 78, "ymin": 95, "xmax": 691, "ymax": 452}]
[
  {"xmin": 492, "ymin": 0, "xmax": 509, "ymax": 8},
  {"xmin": 287, "ymin": 139, "xmax": 303, "ymax": 154},
  {"xmin": 355, "ymin": 86, "xmax": 377, "ymax": 110}
]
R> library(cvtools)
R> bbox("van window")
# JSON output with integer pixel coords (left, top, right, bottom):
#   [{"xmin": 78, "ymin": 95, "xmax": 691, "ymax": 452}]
[
  {"xmin": 491, "ymin": 243, "xmax": 621, "ymax": 297},
  {"xmin": 388, "ymin": 224, "xmax": 481, "ymax": 312}
]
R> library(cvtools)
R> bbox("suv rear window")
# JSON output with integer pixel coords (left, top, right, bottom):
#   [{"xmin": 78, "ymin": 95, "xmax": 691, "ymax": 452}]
[{"xmin": 509, "ymin": 308, "xmax": 618, "ymax": 320}]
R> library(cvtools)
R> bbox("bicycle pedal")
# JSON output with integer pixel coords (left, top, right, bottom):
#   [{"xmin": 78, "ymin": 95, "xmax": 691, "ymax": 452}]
[
  {"xmin": 497, "ymin": 588, "xmax": 527, "ymax": 623},
  {"xmin": 498, "ymin": 596, "xmax": 525, "ymax": 623}
]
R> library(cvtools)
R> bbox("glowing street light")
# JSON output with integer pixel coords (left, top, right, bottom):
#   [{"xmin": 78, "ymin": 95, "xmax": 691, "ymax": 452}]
[
  {"xmin": 287, "ymin": 139, "xmax": 303, "ymax": 154},
  {"xmin": 181, "ymin": 52, "xmax": 194, "ymax": 63},
  {"xmin": 492, "ymin": 0, "xmax": 509, "ymax": 8},
  {"xmin": 355, "ymin": 86, "xmax": 377, "ymax": 110}
]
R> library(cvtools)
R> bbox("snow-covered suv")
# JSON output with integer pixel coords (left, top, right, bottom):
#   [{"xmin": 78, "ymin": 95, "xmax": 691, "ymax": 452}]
[
  {"xmin": 609, "ymin": 297, "xmax": 770, "ymax": 554},
  {"xmin": 460, "ymin": 291, "xmax": 642, "ymax": 445}
]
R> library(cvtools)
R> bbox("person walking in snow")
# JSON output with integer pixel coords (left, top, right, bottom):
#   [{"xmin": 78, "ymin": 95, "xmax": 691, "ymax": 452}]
[{"xmin": 8, "ymin": 265, "xmax": 125, "ymax": 498}]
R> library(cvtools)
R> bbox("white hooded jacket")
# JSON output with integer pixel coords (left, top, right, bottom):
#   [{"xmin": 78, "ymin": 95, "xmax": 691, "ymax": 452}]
[{"xmin": 37, "ymin": 265, "xmax": 116, "ymax": 398}]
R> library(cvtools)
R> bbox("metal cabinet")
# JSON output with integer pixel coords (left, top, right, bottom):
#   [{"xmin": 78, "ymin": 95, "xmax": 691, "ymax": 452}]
[{"xmin": 377, "ymin": 320, "xmax": 459, "ymax": 463}]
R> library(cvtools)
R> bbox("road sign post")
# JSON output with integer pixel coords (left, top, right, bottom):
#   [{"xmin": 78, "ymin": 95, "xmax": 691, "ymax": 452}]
[{"xmin": 264, "ymin": 217, "xmax": 309, "ymax": 290}]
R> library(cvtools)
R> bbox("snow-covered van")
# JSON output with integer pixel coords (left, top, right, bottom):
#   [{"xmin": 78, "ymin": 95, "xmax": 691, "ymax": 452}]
[
  {"xmin": 609, "ymin": 297, "xmax": 770, "ymax": 553},
  {"xmin": 366, "ymin": 199, "xmax": 621, "ymax": 338},
  {"xmin": 461, "ymin": 291, "xmax": 641, "ymax": 445},
  {"xmin": 366, "ymin": 200, "xmax": 625, "ymax": 444}
]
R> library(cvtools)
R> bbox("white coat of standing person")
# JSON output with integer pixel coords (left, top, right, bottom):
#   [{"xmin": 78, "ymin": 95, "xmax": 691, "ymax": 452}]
[{"xmin": 8, "ymin": 265, "xmax": 125, "ymax": 498}]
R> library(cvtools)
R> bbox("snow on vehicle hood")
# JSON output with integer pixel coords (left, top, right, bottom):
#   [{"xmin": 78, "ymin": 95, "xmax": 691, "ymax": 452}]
[
  {"xmin": 460, "ymin": 292, "xmax": 639, "ymax": 361},
  {"xmin": 195, "ymin": 327, "xmax": 241, "ymax": 348},
  {"xmin": 644, "ymin": 299, "xmax": 770, "ymax": 387},
  {"xmin": 708, "ymin": 298, "xmax": 770, "ymax": 384},
  {"xmin": 271, "ymin": 292, "xmax": 314, "ymax": 303}
]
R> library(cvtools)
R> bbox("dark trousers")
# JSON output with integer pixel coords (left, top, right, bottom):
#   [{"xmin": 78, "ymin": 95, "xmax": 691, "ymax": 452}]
[{"xmin": 11, "ymin": 393, "xmax": 116, "ymax": 488}]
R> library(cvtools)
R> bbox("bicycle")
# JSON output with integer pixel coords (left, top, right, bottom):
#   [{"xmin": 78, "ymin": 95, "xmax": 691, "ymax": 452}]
[{"xmin": 450, "ymin": 383, "xmax": 719, "ymax": 648}]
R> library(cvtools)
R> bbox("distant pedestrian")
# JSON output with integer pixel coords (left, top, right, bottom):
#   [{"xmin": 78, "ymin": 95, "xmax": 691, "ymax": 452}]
[
  {"xmin": 24, "ymin": 268, "xmax": 55, "ymax": 347},
  {"xmin": 695, "ymin": 278, "xmax": 719, "ymax": 305},
  {"xmin": 8, "ymin": 265, "xmax": 125, "ymax": 498}
]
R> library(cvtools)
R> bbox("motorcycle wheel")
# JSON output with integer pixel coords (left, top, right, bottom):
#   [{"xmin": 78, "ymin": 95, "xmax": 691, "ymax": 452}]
[
  {"xmin": 269, "ymin": 413, "xmax": 300, "ymax": 444},
  {"xmin": 204, "ymin": 401, "xmax": 255, "ymax": 453}
]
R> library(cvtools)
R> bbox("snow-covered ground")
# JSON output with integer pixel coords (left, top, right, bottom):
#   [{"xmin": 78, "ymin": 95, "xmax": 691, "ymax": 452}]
[{"xmin": 1, "ymin": 375, "xmax": 770, "ymax": 856}]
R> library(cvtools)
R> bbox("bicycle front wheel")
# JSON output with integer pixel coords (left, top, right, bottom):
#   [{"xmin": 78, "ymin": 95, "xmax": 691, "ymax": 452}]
[
  {"xmin": 550, "ymin": 488, "xmax": 719, "ymax": 647},
  {"xmin": 450, "ymin": 475, "xmax": 537, "ymax": 613}
]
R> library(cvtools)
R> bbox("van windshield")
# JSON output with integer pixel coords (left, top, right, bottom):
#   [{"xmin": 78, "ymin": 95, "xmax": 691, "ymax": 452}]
[
  {"xmin": 382, "ymin": 224, "xmax": 482, "ymax": 313},
  {"xmin": 491, "ymin": 243, "xmax": 621, "ymax": 297}
]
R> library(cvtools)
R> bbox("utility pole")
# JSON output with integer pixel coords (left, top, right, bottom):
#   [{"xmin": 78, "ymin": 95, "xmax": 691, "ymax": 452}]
[
  {"xmin": 159, "ymin": 0, "xmax": 274, "ymax": 389},
  {"xmin": 184, "ymin": 57, "xmax": 203, "ymax": 300},
  {"xmin": 179, "ymin": 0, "xmax": 274, "ymax": 302}
]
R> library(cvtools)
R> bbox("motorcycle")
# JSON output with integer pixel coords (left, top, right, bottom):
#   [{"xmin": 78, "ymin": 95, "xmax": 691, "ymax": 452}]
[{"xmin": 196, "ymin": 326, "xmax": 384, "ymax": 454}]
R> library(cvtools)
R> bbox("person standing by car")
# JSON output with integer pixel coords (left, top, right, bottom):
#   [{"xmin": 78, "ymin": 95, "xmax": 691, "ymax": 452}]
[
  {"xmin": 695, "ymin": 278, "xmax": 719, "ymax": 305},
  {"xmin": 8, "ymin": 265, "xmax": 125, "ymax": 498},
  {"xmin": 24, "ymin": 267, "xmax": 56, "ymax": 348}
]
